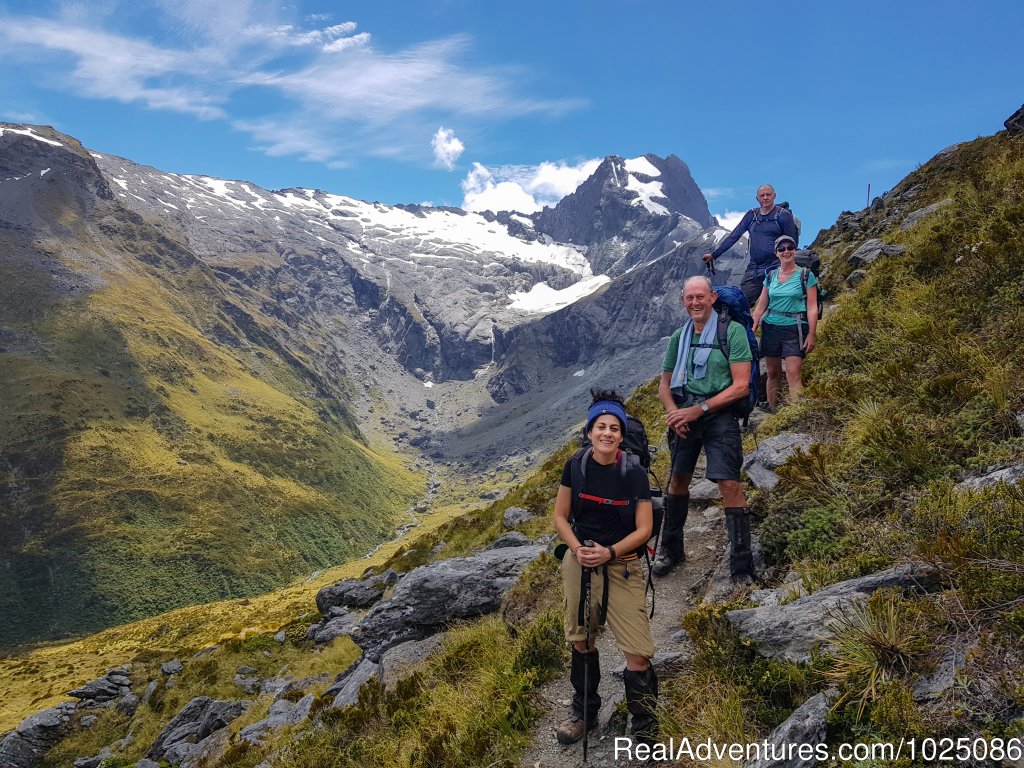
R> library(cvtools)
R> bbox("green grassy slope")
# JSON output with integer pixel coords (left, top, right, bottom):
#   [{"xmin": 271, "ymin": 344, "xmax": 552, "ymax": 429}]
[
  {"xmin": 659, "ymin": 129, "xmax": 1024, "ymax": 753},
  {"xmin": 0, "ymin": 174, "xmax": 421, "ymax": 647}
]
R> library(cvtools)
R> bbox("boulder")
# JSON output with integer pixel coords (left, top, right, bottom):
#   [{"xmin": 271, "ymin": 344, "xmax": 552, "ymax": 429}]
[
  {"xmin": 259, "ymin": 673, "xmax": 331, "ymax": 699},
  {"xmin": 956, "ymin": 464, "xmax": 1024, "ymax": 491},
  {"xmin": 726, "ymin": 563, "xmax": 941, "ymax": 662},
  {"xmin": 238, "ymin": 694, "xmax": 314, "ymax": 746},
  {"xmin": 502, "ymin": 506, "xmax": 536, "ymax": 527},
  {"xmin": 1006, "ymin": 103, "xmax": 1024, "ymax": 134},
  {"xmin": 847, "ymin": 238, "xmax": 904, "ymax": 267},
  {"xmin": 378, "ymin": 636, "xmax": 444, "ymax": 690},
  {"xmin": 742, "ymin": 432, "xmax": 815, "ymax": 491},
  {"xmin": 73, "ymin": 746, "xmax": 113, "ymax": 768},
  {"xmin": 486, "ymin": 531, "xmax": 530, "ymax": 549},
  {"xmin": 147, "ymin": 697, "xmax": 249, "ymax": 765},
  {"xmin": 689, "ymin": 478, "xmax": 721, "ymax": 504},
  {"xmin": 0, "ymin": 702, "xmax": 77, "ymax": 768},
  {"xmin": 309, "ymin": 609, "xmax": 358, "ymax": 646},
  {"xmin": 846, "ymin": 268, "xmax": 868, "ymax": 287},
  {"xmin": 900, "ymin": 199, "xmax": 952, "ymax": 231},
  {"xmin": 912, "ymin": 638, "xmax": 974, "ymax": 703},
  {"xmin": 744, "ymin": 690, "xmax": 837, "ymax": 768},
  {"xmin": 161, "ymin": 659, "xmax": 184, "ymax": 676},
  {"xmin": 327, "ymin": 657, "xmax": 380, "ymax": 710},
  {"xmin": 351, "ymin": 544, "xmax": 543, "ymax": 661},
  {"xmin": 316, "ymin": 574, "xmax": 388, "ymax": 615},
  {"xmin": 67, "ymin": 667, "xmax": 133, "ymax": 705}
]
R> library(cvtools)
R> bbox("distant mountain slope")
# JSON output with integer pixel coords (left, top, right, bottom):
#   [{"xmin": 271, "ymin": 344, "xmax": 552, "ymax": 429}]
[
  {"xmin": 0, "ymin": 123, "xmax": 743, "ymax": 646},
  {"xmin": 0, "ymin": 125, "xmax": 420, "ymax": 646}
]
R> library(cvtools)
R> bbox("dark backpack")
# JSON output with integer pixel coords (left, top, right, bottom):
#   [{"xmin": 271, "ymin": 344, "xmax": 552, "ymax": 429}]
[
  {"xmin": 575, "ymin": 413, "xmax": 662, "ymax": 547},
  {"xmin": 707, "ymin": 285, "xmax": 760, "ymax": 425}
]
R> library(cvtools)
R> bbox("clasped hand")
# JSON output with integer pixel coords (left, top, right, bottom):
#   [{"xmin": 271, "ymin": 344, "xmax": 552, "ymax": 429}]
[
  {"xmin": 575, "ymin": 542, "xmax": 611, "ymax": 568},
  {"xmin": 666, "ymin": 405, "xmax": 699, "ymax": 437}
]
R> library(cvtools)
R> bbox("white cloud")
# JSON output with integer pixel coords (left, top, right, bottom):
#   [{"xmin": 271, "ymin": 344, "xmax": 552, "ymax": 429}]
[
  {"xmin": 322, "ymin": 32, "xmax": 371, "ymax": 53},
  {"xmin": 702, "ymin": 187, "xmax": 735, "ymax": 199},
  {"xmin": 0, "ymin": 6, "xmax": 584, "ymax": 169},
  {"xmin": 431, "ymin": 127, "xmax": 465, "ymax": 170},
  {"xmin": 460, "ymin": 158, "xmax": 600, "ymax": 214},
  {"xmin": 462, "ymin": 163, "xmax": 541, "ymax": 214},
  {"xmin": 715, "ymin": 210, "xmax": 747, "ymax": 231}
]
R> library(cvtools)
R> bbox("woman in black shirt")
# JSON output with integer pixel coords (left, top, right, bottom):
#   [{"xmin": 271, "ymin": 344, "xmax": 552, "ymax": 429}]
[{"xmin": 552, "ymin": 389, "xmax": 658, "ymax": 746}]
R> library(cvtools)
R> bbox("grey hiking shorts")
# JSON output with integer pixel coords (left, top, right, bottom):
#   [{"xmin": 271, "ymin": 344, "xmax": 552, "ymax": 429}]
[{"xmin": 669, "ymin": 409, "xmax": 743, "ymax": 482}]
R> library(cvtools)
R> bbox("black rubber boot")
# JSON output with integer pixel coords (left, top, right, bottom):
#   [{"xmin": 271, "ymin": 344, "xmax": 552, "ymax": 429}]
[
  {"xmin": 725, "ymin": 506, "xmax": 754, "ymax": 578},
  {"xmin": 652, "ymin": 494, "xmax": 688, "ymax": 576},
  {"xmin": 623, "ymin": 666, "xmax": 659, "ymax": 743},
  {"xmin": 557, "ymin": 648, "xmax": 601, "ymax": 744}
]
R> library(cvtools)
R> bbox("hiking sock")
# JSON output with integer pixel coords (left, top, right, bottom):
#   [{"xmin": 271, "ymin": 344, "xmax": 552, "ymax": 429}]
[
  {"xmin": 653, "ymin": 494, "xmax": 688, "ymax": 574},
  {"xmin": 724, "ymin": 506, "xmax": 754, "ymax": 577},
  {"xmin": 623, "ymin": 666, "xmax": 659, "ymax": 742}
]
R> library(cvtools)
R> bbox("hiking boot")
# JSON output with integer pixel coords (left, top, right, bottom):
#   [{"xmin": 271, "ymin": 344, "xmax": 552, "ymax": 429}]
[
  {"xmin": 651, "ymin": 553, "xmax": 680, "ymax": 577},
  {"xmin": 556, "ymin": 717, "xmax": 591, "ymax": 744}
]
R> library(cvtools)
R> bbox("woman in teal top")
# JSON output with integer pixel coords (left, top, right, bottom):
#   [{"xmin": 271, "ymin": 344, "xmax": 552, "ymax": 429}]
[{"xmin": 752, "ymin": 235, "xmax": 819, "ymax": 410}]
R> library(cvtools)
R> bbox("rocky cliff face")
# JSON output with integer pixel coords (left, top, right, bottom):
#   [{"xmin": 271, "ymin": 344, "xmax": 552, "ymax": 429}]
[{"xmin": 533, "ymin": 154, "xmax": 713, "ymax": 274}]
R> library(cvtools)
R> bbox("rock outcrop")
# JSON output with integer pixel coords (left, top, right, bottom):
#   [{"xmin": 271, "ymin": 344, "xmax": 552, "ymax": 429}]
[
  {"xmin": 146, "ymin": 697, "xmax": 250, "ymax": 766},
  {"xmin": 0, "ymin": 703, "xmax": 77, "ymax": 768},
  {"xmin": 351, "ymin": 544, "xmax": 544, "ymax": 662},
  {"xmin": 744, "ymin": 690, "xmax": 837, "ymax": 768},
  {"xmin": 742, "ymin": 432, "xmax": 815, "ymax": 491},
  {"xmin": 726, "ymin": 563, "xmax": 941, "ymax": 662}
]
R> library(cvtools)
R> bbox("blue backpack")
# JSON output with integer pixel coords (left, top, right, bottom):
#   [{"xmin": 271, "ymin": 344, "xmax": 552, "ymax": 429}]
[{"xmin": 711, "ymin": 285, "xmax": 760, "ymax": 425}]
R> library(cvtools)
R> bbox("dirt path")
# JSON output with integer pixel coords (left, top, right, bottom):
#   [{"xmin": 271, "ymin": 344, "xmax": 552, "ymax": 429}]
[{"xmin": 519, "ymin": 504, "xmax": 729, "ymax": 767}]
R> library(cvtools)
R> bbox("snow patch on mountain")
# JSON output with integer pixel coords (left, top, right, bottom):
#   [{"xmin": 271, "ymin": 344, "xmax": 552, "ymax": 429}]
[
  {"xmin": 626, "ymin": 174, "xmax": 669, "ymax": 215},
  {"xmin": 0, "ymin": 126, "xmax": 63, "ymax": 147},
  {"xmin": 624, "ymin": 156, "xmax": 661, "ymax": 177},
  {"xmin": 508, "ymin": 273, "xmax": 611, "ymax": 314}
]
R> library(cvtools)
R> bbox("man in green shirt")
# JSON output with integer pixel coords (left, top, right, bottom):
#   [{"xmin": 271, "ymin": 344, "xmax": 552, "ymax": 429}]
[{"xmin": 655, "ymin": 275, "xmax": 755, "ymax": 579}]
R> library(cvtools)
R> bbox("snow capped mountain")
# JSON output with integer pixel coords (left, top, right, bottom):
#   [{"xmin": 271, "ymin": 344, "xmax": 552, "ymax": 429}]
[{"xmin": 0, "ymin": 121, "xmax": 748, "ymax": 448}]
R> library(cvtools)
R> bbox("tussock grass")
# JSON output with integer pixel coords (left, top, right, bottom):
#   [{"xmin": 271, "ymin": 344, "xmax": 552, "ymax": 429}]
[
  {"xmin": 823, "ymin": 590, "xmax": 929, "ymax": 722},
  {"xmin": 745, "ymin": 130, "xmax": 1024, "ymax": 745},
  {"xmin": 269, "ymin": 612, "xmax": 564, "ymax": 768}
]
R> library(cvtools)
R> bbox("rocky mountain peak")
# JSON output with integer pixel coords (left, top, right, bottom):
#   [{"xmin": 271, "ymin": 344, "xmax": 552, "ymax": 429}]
[{"xmin": 531, "ymin": 152, "xmax": 712, "ymax": 274}]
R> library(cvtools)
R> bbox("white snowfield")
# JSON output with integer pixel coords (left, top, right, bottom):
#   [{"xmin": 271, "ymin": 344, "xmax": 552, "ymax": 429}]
[
  {"xmin": 90, "ymin": 156, "xmax": 610, "ymax": 317},
  {"xmin": 623, "ymin": 155, "xmax": 670, "ymax": 216},
  {"xmin": 508, "ymin": 274, "xmax": 612, "ymax": 314},
  {"xmin": 0, "ymin": 126, "xmax": 63, "ymax": 147}
]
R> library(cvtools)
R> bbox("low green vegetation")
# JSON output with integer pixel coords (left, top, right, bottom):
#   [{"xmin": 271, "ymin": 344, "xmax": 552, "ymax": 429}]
[{"xmin": 0, "ymin": 208, "xmax": 422, "ymax": 648}]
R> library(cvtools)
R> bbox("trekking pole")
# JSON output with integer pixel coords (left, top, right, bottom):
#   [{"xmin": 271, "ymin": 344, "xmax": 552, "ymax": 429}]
[{"xmin": 581, "ymin": 540, "xmax": 594, "ymax": 765}]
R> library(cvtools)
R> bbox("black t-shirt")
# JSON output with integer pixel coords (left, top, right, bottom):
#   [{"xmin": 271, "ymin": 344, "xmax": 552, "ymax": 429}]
[{"xmin": 561, "ymin": 453, "xmax": 651, "ymax": 547}]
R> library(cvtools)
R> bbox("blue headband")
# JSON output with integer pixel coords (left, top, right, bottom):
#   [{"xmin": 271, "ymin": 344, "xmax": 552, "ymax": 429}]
[{"xmin": 586, "ymin": 400, "xmax": 627, "ymax": 434}]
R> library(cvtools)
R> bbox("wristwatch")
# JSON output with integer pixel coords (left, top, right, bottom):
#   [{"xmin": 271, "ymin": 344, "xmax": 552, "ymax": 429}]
[{"xmin": 699, "ymin": 400, "xmax": 710, "ymax": 413}]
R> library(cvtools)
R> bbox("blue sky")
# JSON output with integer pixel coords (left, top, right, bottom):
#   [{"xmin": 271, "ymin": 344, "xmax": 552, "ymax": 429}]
[{"xmin": 2, "ymin": 0, "xmax": 1022, "ymax": 241}]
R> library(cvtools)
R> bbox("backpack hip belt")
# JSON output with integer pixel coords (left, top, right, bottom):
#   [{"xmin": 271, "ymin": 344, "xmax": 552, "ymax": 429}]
[{"xmin": 769, "ymin": 310, "xmax": 808, "ymax": 348}]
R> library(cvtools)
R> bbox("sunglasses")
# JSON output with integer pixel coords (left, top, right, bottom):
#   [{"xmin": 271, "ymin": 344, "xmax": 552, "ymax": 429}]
[{"xmin": 776, "ymin": 244, "xmax": 796, "ymax": 253}]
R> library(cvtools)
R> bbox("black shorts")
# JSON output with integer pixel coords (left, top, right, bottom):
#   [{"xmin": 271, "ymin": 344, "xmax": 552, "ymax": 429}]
[
  {"xmin": 760, "ymin": 321, "xmax": 806, "ymax": 359},
  {"xmin": 669, "ymin": 410, "xmax": 743, "ymax": 482}
]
